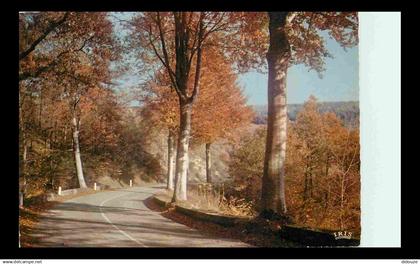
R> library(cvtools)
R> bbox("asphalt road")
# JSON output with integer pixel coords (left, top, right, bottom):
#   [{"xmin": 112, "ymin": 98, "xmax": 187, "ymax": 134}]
[{"xmin": 31, "ymin": 185, "xmax": 250, "ymax": 247}]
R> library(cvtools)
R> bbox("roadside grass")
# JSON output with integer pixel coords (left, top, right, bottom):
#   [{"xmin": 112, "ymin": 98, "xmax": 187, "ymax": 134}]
[
  {"xmin": 148, "ymin": 189, "xmax": 302, "ymax": 248},
  {"xmin": 187, "ymin": 183, "xmax": 256, "ymax": 217},
  {"xmin": 158, "ymin": 184, "xmax": 256, "ymax": 217}
]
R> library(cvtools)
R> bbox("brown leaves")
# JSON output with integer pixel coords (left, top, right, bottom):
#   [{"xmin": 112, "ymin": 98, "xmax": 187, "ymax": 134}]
[
  {"xmin": 142, "ymin": 46, "xmax": 254, "ymax": 145},
  {"xmin": 79, "ymin": 87, "xmax": 123, "ymax": 153},
  {"xmin": 230, "ymin": 96, "xmax": 360, "ymax": 232},
  {"xmin": 19, "ymin": 12, "xmax": 116, "ymax": 85},
  {"xmin": 286, "ymin": 12, "xmax": 358, "ymax": 75}
]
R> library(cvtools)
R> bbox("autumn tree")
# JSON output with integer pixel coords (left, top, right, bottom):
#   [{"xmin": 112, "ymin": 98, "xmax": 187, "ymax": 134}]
[
  {"xmin": 292, "ymin": 95, "xmax": 326, "ymax": 201},
  {"xmin": 129, "ymin": 11, "xmax": 358, "ymax": 210},
  {"xmin": 190, "ymin": 48, "xmax": 254, "ymax": 183},
  {"xmin": 131, "ymin": 12, "xmax": 205, "ymax": 201},
  {"xmin": 229, "ymin": 96, "xmax": 360, "ymax": 232},
  {"xmin": 19, "ymin": 12, "xmax": 70, "ymax": 203},
  {"xmin": 256, "ymin": 12, "xmax": 358, "ymax": 217},
  {"xmin": 19, "ymin": 12, "xmax": 70, "ymax": 81},
  {"xmin": 287, "ymin": 97, "xmax": 360, "ymax": 231},
  {"xmin": 130, "ymin": 12, "xmax": 260, "ymax": 201},
  {"xmin": 141, "ymin": 70, "xmax": 179, "ymax": 190},
  {"xmin": 229, "ymin": 127, "xmax": 266, "ymax": 204},
  {"xmin": 19, "ymin": 12, "xmax": 117, "ymax": 189},
  {"xmin": 142, "ymin": 47, "xmax": 254, "ymax": 188},
  {"xmin": 320, "ymin": 113, "xmax": 360, "ymax": 231},
  {"xmin": 79, "ymin": 86, "xmax": 123, "ymax": 157}
]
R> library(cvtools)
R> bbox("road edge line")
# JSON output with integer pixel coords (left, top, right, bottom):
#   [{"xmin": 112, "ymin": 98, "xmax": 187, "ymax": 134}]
[{"xmin": 99, "ymin": 191, "xmax": 148, "ymax": 247}]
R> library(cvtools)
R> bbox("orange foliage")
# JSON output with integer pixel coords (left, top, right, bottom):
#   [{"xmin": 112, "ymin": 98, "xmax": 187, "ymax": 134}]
[
  {"xmin": 229, "ymin": 96, "xmax": 360, "ymax": 234},
  {"xmin": 142, "ymin": 47, "xmax": 254, "ymax": 144}
]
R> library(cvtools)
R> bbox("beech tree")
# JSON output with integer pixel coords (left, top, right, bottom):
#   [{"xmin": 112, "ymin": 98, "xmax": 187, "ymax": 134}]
[
  {"xmin": 286, "ymin": 96, "xmax": 360, "ymax": 230},
  {"xmin": 19, "ymin": 12, "xmax": 70, "ymax": 203},
  {"xmin": 293, "ymin": 96, "xmax": 324, "ymax": 201},
  {"xmin": 141, "ymin": 70, "xmax": 179, "ymax": 190},
  {"xmin": 229, "ymin": 98, "xmax": 360, "ymax": 231},
  {"xmin": 19, "ymin": 12, "xmax": 116, "ymax": 189},
  {"xmin": 129, "ymin": 11, "xmax": 357, "ymax": 210},
  {"xmin": 190, "ymin": 48, "xmax": 254, "ymax": 183},
  {"xmin": 258, "ymin": 12, "xmax": 358, "ymax": 217},
  {"xmin": 131, "ymin": 12, "xmax": 250, "ymax": 201},
  {"xmin": 142, "ymin": 48, "xmax": 253, "ymax": 188}
]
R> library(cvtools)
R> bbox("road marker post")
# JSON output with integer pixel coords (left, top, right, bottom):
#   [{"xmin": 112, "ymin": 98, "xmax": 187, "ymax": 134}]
[
  {"xmin": 58, "ymin": 186, "xmax": 62, "ymax": 195},
  {"xmin": 94, "ymin": 182, "xmax": 97, "ymax": 191},
  {"xmin": 130, "ymin": 179, "xmax": 132, "ymax": 187}
]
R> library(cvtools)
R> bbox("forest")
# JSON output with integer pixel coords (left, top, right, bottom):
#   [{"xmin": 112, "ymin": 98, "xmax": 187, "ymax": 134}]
[
  {"xmin": 19, "ymin": 11, "xmax": 360, "ymax": 247},
  {"xmin": 252, "ymin": 101, "xmax": 359, "ymax": 128}
]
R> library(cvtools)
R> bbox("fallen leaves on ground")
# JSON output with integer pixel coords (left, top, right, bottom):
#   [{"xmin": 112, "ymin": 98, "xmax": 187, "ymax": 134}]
[{"xmin": 19, "ymin": 200, "xmax": 56, "ymax": 247}]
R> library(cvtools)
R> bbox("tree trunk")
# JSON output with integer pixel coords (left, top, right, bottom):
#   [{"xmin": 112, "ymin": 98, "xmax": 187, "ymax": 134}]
[
  {"xmin": 324, "ymin": 154, "xmax": 330, "ymax": 208},
  {"xmin": 205, "ymin": 142, "xmax": 212, "ymax": 183},
  {"xmin": 309, "ymin": 171, "xmax": 314, "ymax": 198},
  {"xmin": 172, "ymin": 101, "xmax": 192, "ymax": 202},
  {"xmin": 72, "ymin": 116, "xmax": 87, "ymax": 188},
  {"xmin": 307, "ymin": 164, "xmax": 313, "ymax": 199},
  {"xmin": 304, "ymin": 167, "xmax": 309, "ymax": 202},
  {"xmin": 19, "ymin": 94, "xmax": 27, "ymax": 208},
  {"xmin": 261, "ymin": 12, "xmax": 291, "ymax": 216},
  {"xmin": 20, "ymin": 142, "xmax": 27, "ymax": 208},
  {"xmin": 167, "ymin": 130, "xmax": 176, "ymax": 190}
]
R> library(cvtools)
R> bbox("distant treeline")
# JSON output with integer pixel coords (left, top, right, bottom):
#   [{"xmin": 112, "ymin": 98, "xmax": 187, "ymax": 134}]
[{"xmin": 252, "ymin": 101, "xmax": 359, "ymax": 128}]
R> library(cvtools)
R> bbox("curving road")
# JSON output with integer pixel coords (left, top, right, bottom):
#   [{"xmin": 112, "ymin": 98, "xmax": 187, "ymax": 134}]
[{"xmin": 31, "ymin": 185, "xmax": 249, "ymax": 247}]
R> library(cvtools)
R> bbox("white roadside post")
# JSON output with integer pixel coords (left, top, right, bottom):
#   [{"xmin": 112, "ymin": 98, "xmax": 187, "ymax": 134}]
[
  {"xmin": 58, "ymin": 186, "xmax": 62, "ymax": 196},
  {"xmin": 94, "ymin": 182, "xmax": 97, "ymax": 191},
  {"xmin": 130, "ymin": 179, "xmax": 132, "ymax": 187}
]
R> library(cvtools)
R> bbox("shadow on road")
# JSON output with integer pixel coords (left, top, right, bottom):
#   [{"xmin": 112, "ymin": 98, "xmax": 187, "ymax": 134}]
[{"xmin": 29, "ymin": 189, "xmax": 247, "ymax": 247}]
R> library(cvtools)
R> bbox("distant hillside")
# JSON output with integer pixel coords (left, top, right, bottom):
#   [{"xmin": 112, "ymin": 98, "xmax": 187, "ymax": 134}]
[{"xmin": 252, "ymin": 101, "xmax": 359, "ymax": 128}]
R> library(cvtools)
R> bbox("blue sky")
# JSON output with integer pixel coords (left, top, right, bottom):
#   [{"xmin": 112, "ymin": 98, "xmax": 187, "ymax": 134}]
[
  {"xmin": 110, "ymin": 13, "xmax": 359, "ymax": 106},
  {"xmin": 239, "ymin": 35, "xmax": 359, "ymax": 105}
]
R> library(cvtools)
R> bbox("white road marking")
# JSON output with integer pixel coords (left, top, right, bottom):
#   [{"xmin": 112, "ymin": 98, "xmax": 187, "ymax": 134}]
[{"xmin": 99, "ymin": 191, "xmax": 148, "ymax": 247}]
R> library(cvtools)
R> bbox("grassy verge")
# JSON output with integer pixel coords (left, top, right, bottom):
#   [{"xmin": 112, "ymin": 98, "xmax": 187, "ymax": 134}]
[{"xmin": 146, "ymin": 192, "xmax": 302, "ymax": 248}]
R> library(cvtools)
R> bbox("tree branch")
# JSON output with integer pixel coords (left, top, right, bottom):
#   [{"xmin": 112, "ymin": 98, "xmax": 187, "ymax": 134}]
[
  {"xmin": 155, "ymin": 12, "xmax": 185, "ymax": 100},
  {"xmin": 286, "ymin": 12, "xmax": 297, "ymax": 25},
  {"xmin": 19, "ymin": 34, "xmax": 94, "ymax": 82},
  {"xmin": 189, "ymin": 12, "xmax": 204, "ymax": 103},
  {"xmin": 19, "ymin": 12, "xmax": 69, "ymax": 61}
]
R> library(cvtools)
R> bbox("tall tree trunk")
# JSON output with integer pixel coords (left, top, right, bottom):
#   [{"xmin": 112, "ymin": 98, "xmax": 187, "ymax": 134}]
[
  {"xmin": 19, "ymin": 95, "xmax": 27, "ymax": 208},
  {"xmin": 205, "ymin": 142, "xmax": 212, "ymax": 183},
  {"xmin": 167, "ymin": 130, "xmax": 176, "ymax": 190},
  {"xmin": 261, "ymin": 12, "xmax": 291, "ymax": 216},
  {"xmin": 72, "ymin": 116, "xmax": 87, "ymax": 188},
  {"xmin": 20, "ymin": 141, "xmax": 27, "ymax": 208},
  {"xmin": 172, "ymin": 101, "xmax": 192, "ymax": 202}
]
